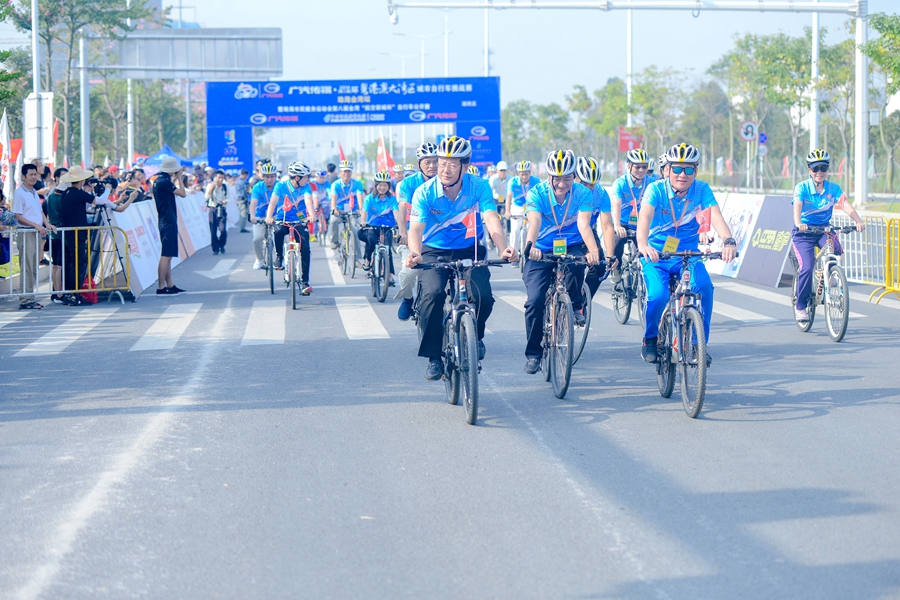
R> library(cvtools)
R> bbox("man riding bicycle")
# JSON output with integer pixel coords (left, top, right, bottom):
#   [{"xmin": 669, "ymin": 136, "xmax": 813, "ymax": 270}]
[
  {"xmin": 266, "ymin": 161, "xmax": 314, "ymax": 294},
  {"xmin": 611, "ymin": 148, "xmax": 652, "ymax": 288},
  {"xmin": 248, "ymin": 162, "xmax": 279, "ymax": 270},
  {"xmin": 405, "ymin": 136, "xmax": 517, "ymax": 381},
  {"xmin": 359, "ymin": 171, "xmax": 402, "ymax": 275},
  {"xmin": 521, "ymin": 150, "xmax": 601, "ymax": 375},
  {"xmin": 791, "ymin": 149, "xmax": 865, "ymax": 322},
  {"xmin": 395, "ymin": 142, "xmax": 439, "ymax": 321},
  {"xmin": 637, "ymin": 143, "xmax": 736, "ymax": 365},
  {"xmin": 329, "ymin": 160, "xmax": 364, "ymax": 253},
  {"xmin": 505, "ymin": 160, "xmax": 540, "ymax": 253},
  {"xmin": 574, "ymin": 156, "xmax": 617, "ymax": 298}
]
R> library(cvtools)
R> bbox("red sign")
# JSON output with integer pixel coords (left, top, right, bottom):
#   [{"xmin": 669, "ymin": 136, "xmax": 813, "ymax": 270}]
[{"xmin": 618, "ymin": 127, "xmax": 643, "ymax": 152}]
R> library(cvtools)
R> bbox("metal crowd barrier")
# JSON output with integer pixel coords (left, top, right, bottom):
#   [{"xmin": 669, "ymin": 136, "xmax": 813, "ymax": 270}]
[
  {"xmin": 0, "ymin": 225, "xmax": 131, "ymax": 305},
  {"xmin": 830, "ymin": 214, "xmax": 888, "ymax": 287},
  {"xmin": 873, "ymin": 218, "xmax": 900, "ymax": 304}
]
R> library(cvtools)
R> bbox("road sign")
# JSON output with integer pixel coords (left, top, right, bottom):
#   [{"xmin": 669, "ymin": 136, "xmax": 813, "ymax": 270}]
[
  {"xmin": 759, "ymin": 132, "xmax": 768, "ymax": 145},
  {"xmin": 758, "ymin": 145, "xmax": 769, "ymax": 157},
  {"xmin": 618, "ymin": 126, "xmax": 643, "ymax": 152},
  {"xmin": 739, "ymin": 120, "xmax": 757, "ymax": 142}
]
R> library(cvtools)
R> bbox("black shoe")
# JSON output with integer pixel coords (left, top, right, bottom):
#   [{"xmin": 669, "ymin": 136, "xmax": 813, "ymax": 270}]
[
  {"xmin": 478, "ymin": 340, "xmax": 485, "ymax": 361},
  {"xmin": 425, "ymin": 359, "xmax": 443, "ymax": 381},
  {"xmin": 524, "ymin": 358, "xmax": 541, "ymax": 374},
  {"xmin": 705, "ymin": 351, "xmax": 712, "ymax": 367},
  {"xmin": 300, "ymin": 282, "xmax": 312, "ymax": 296},
  {"xmin": 574, "ymin": 310, "xmax": 586, "ymax": 327},
  {"xmin": 219, "ymin": 247, "xmax": 225, "ymax": 254},
  {"xmin": 51, "ymin": 294, "xmax": 65, "ymax": 305},
  {"xmin": 240, "ymin": 229, "xmax": 250, "ymax": 233},
  {"xmin": 641, "ymin": 337, "xmax": 658, "ymax": 363},
  {"xmin": 397, "ymin": 298, "xmax": 413, "ymax": 321},
  {"xmin": 213, "ymin": 249, "xmax": 219, "ymax": 255},
  {"xmin": 156, "ymin": 287, "xmax": 174, "ymax": 295},
  {"xmin": 168, "ymin": 286, "xmax": 186, "ymax": 294}
]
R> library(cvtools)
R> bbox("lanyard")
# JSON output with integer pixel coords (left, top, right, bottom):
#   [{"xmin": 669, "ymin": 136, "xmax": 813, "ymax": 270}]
[
  {"xmin": 666, "ymin": 181, "xmax": 692, "ymax": 235},
  {"xmin": 625, "ymin": 173, "xmax": 645, "ymax": 211},
  {"xmin": 285, "ymin": 182, "xmax": 302, "ymax": 211},
  {"xmin": 547, "ymin": 184, "xmax": 573, "ymax": 236}
]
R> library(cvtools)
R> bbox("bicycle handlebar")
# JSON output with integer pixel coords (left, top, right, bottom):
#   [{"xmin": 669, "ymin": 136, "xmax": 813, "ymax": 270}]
[
  {"xmin": 802, "ymin": 225, "xmax": 857, "ymax": 235},
  {"xmin": 414, "ymin": 257, "xmax": 509, "ymax": 270},
  {"xmin": 657, "ymin": 250, "xmax": 740, "ymax": 261}
]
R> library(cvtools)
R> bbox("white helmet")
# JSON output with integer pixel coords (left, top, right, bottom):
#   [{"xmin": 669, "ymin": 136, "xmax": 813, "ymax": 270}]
[
  {"xmin": 665, "ymin": 143, "xmax": 700, "ymax": 165},
  {"xmin": 339, "ymin": 160, "xmax": 354, "ymax": 171},
  {"xmin": 392, "ymin": 164, "xmax": 403, "ymax": 173},
  {"xmin": 416, "ymin": 142, "xmax": 438, "ymax": 160},
  {"xmin": 436, "ymin": 136, "xmax": 472, "ymax": 160},
  {"xmin": 625, "ymin": 148, "xmax": 650, "ymax": 164},
  {"xmin": 575, "ymin": 156, "xmax": 600, "ymax": 185},
  {"xmin": 260, "ymin": 162, "xmax": 278, "ymax": 175},
  {"xmin": 545, "ymin": 150, "xmax": 576, "ymax": 177},
  {"xmin": 658, "ymin": 154, "xmax": 668, "ymax": 167},
  {"xmin": 647, "ymin": 158, "xmax": 656, "ymax": 172},
  {"xmin": 496, "ymin": 160, "xmax": 508, "ymax": 171},
  {"xmin": 516, "ymin": 160, "xmax": 532, "ymax": 172},
  {"xmin": 806, "ymin": 148, "xmax": 831, "ymax": 166},
  {"xmin": 403, "ymin": 163, "xmax": 415, "ymax": 172},
  {"xmin": 287, "ymin": 161, "xmax": 311, "ymax": 178}
]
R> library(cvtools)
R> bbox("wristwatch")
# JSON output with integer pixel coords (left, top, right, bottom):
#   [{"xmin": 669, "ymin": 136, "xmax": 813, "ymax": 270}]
[{"xmin": 723, "ymin": 237, "xmax": 737, "ymax": 246}]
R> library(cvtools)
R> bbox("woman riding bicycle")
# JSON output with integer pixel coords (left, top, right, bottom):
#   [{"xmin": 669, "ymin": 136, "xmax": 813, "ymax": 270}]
[
  {"xmin": 791, "ymin": 149, "xmax": 865, "ymax": 322},
  {"xmin": 358, "ymin": 171, "xmax": 402, "ymax": 275}
]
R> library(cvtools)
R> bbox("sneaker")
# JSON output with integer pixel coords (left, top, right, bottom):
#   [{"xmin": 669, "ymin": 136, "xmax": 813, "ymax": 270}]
[
  {"xmin": 274, "ymin": 260, "xmax": 284, "ymax": 271},
  {"xmin": 524, "ymin": 358, "xmax": 541, "ymax": 374},
  {"xmin": 641, "ymin": 337, "xmax": 658, "ymax": 363},
  {"xmin": 156, "ymin": 287, "xmax": 174, "ymax": 295},
  {"xmin": 301, "ymin": 282, "xmax": 312, "ymax": 296},
  {"xmin": 168, "ymin": 286, "xmax": 186, "ymax": 294},
  {"xmin": 253, "ymin": 259, "xmax": 263, "ymax": 270},
  {"xmin": 51, "ymin": 294, "xmax": 65, "ymax": 305},
  {"xmin": 795, "ymin": 308, "xmax": 809, "ymax": 322},
  {"xmin": 240, "ymin": 228, "xmax": 250, "ymax": 233},
  {"xmin": 397, "ymin": 297, "xmax": 413, "ymax": 321},
  {"xmin": 425, "ymin": 358, "xmax": 443, "ymax": 381},
  {"xmin": 310, "ymin": 234, "xmax": 317, "ymax": 242},
  {"xmin": 39, "ymin": 258, "xmax": 50, "ymax": 265},
  {"xmin": 478, "ymin": 340, "xmax": 485, "ymax": 361},
  {"xmin": 574, "ymin": 310, "xmax": 586, "ymax": 327},
  {"xmin": 330, "ymin": 243, "xmax": 339, "ymax": 250}
]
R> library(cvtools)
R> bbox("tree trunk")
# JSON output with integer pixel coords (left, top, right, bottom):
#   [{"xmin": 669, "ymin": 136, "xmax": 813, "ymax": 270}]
[{"xmin": 157, "ymin": 117, "xmax": 164, "ymax": 149}]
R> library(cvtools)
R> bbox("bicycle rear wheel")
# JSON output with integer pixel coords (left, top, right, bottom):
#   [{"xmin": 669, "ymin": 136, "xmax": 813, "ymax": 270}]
[
  {"xmin": 636, "ymin": 268, "xmax": 647, "ymax": 327},
  {"xmin": 657, "ymin": 311, "xmax": 676, "ymax": 399},
  {"xmin": 612, "ymin": 270, "xmax": 632, "ymax": 325},
  {"xmin": 443, "ymin": 316, "xmax": 459, "ymax": 405},
  {"xmin": 377, "ymin": 247, "xmax": 389, "ymax": 303},
  {"xmin": 824, "ymin": 264, "xmax": 849, "ymax": 342},
  {"xmin": 370, "ymin": 252, "xmax": 379, "ymax": 298},
  {"xmin": 679, "ymin": 307, "xmax": 708, "ymax": 418},
  {"xmin": 541, "ymin": 297, "xmax": 552, "ymax": 382},
  {"xmin": 289, "ymin": 251, "xmax": 297, "ymax": 310},
  {"xmin": 551, "ymin": 293, "xmax": 575, "ymax": 399},
  {"xmin": 267, "ymin": 236, "xmax": 275, "ymax": 295},
  {"xmin": 791, "ymin": 270, "xmax": 815, "ymax": 332},
  {"xmin": 341, "ymin": 229, "xmax": 351, "ymax": 276},
  {"xmin": 349, "ymin": 234, "xmax": 358, "ymax": 279},
  {"xmin": 572, "ymin": 281, "xmax": 591, "ymax": 365},
  {"xmin": 459, "ymin": 312, "xmax": 479, "ymax": 424}
]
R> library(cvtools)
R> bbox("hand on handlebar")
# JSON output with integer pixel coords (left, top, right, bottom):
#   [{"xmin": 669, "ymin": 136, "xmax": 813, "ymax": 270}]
[
  {"xmin": 528, "ymin": 245, "xmax": 543, "ymax": 261},
  {"xmin": 265, "ymin": 216, "xmax": 274, "ymax": 225},
  {"xmin": 501, "ymin": 246, "xmax": 518, "ymax": 263},
  {"xmin": 639, "ymin": 243, "xmax": 659, "ymax": 263},
  {"xmin": 615, "ymin": 225, "xmax": 627, "ymax": 239},
  {"xmin": 586, "ymin": 250, "xmax": 600, "ymax": 266},
  {"xmin": 405, "ymin": 251, "xmax": 422, "ymax": 269},
  {"xmin": 797, "ymin": 223, "xmax": 808, "ymax": 232},
  {"xmin": 721, "ymin": 244, "xmax": 737, "ymax": 263},
  {"xmin": 856, "ymin": 220, "xmax": 866, "ymax": 232}
]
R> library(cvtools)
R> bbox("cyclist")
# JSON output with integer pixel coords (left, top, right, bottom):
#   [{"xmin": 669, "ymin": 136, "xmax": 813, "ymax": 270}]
[
  {"xmin": 359, "ymin": 171, "xmax": 401, "ymax": 276},
  {"xmin": 248, "ymin": 162, "xmax": 279, "ymax": 270},
  {"xmin": 522, "ymin": 150, "xmax": 601, "ymax": 375},
  {"xmin": 395, "ymin": 142, "xmax": 439, "ymax": 320},
  {"xmin": 329, "ymin": 160, "xmax": 364, "ymax": 253},
  {"xmin": 467, "ymin": 164, "xmax": 480, "ymax": 176},
  {"xmin": 406, "ymin": 136, "xmax": 517, "ymax": 380},
  {"xmin": 391, "ymin": 164, "xmax": 405, "ymax": 191},
  {"xmin": 637, "ymin": 143, "xmax": 737, "ymax": 364},
  {"xmin": 791, "ymin": 148, "xmax": 865, "ymax": 322},
  {"xmin": 266, "ymin": 161, "xmax": 314, "ymax": 294},
  {"xmin": 647, "ymin": 158, "xmax": 658, "ymax": 181},
  {"xmin": 657, "ymin": 154, "xmax": 669, "ymax": 178},
  {"xmin": 505, "ymin": 160, "xmax": 540, "ymax": 254},
  {"xmin": 313, "ymin": 170, "xmax": 330, "ymax": 238},
  {"xmin": 610, "ymin": 148, "xmax": 651, "ymax": 289},
  {"xmin": 489, "ymin": 160, "xmax": 510, "ymax": 211},
  {"xmin": 574, "ymin": 156, "xmax": 617, "ymax": 299},
  {"xmin": 403, "ymin": 163, "xmax": 416, "ymax": 178}
]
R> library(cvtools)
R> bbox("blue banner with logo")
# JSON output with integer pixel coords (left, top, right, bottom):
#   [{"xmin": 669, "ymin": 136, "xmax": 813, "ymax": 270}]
[{"xmin": 205, "ymin": 76, "xmax": 502, "ymax": 172}]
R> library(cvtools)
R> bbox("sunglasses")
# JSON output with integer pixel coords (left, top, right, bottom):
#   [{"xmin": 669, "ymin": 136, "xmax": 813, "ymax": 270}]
[
  {"xmin": 810, "ymin": 165, "xmax": 829, "ymax": 173},
  {"xmin": 670, "ymin": 166, "xmax": 696, "ymax": 175}
]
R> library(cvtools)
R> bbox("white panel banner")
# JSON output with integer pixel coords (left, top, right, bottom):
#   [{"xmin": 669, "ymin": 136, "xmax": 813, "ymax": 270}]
[{"xmin": 707, "ymin": 193, "xmax": 765, "ymax": 277}]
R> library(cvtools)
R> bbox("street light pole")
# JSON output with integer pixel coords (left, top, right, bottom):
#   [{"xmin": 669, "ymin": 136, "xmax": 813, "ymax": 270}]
[
  {"xmin": 30, "ymin": 0, "xmax": 43, "ymax": 162},
  {"xmin": 483, "ymin": 7, "xmax": 489, "ymax": 76},
  {"xmin": 79, "ymin": 36, "xmax": 90, "ymax": 167},
  {"xmin": 626, "ymin": 7, "xmax": 633, "ymax": 128},
  {"xmin": 810, "ymin": 0, "xmax": 819, "ymax": 151},
  {"xmin": 127, "ymin": 0, "xmax": 134, "ymax": 167}
]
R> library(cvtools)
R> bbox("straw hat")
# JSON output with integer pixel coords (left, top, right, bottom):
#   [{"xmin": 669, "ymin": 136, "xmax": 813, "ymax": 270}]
[
  {"xmin": 159, "ymin": 156, "xmax": 182, "ymax": 174},
  {"xmin": 66, "ymin": 165, "xmax": 92, "ymax": 182}
]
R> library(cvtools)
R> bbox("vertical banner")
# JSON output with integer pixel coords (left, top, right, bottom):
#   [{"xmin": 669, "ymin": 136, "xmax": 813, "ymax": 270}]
[
  {"xmin": 208, "ymin": 125, "xmax": 254, "ymax": 172},
  {"xmin": 735, "ymin": 195, "xmax": 794, "ymax": 287},
  {"xmin": 707, "ymin": 193, "xmax": 764, "ymax": 277},
  {"xmin": 458, "ymin": 120, "xmax": 502, "ymax": 166}
]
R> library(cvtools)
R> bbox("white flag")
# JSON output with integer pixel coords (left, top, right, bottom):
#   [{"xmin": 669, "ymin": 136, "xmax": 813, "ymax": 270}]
[
  {"xmin": 0, "ymin": 109, "xmax": 12, "ymax": 203},
  {"xmin": 103, "ymin": 155, "xmax": 110, "ymax": 168}
]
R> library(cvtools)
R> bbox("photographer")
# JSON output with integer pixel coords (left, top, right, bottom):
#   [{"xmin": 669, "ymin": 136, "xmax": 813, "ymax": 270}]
[
  {"xmin": 205, "ymin": 169, "xmax": 229, "ymax": 255},
  {"xmin": 59, "ymin": 166, "xmax": 97, "ymax": 305},
  {"xmin": 153, "ymin": 157, "xmax": 187, "ymax": 295},
  {"xmin": 116, "ymin": 168, "xmax": 147, "ymax": 198}
]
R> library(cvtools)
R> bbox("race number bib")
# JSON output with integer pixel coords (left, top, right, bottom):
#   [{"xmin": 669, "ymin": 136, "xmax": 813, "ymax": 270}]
[
  {"xmin": 662, "ymin": 236, "xmax": 680, "ymax": 254},
  {"xmin": 553, "ymin": 238, "xmax": 567, "ymax": 256}
]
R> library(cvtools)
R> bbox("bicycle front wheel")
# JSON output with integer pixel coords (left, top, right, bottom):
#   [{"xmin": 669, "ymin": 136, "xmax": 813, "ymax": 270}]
[
  {"xmin": 679, "ymin": 307, "xmax": 708, "ymax": 418},
  {"xmin": 443, "ymin": 315, "xmax": 460, "ymax": 406},
  {"xmin": 612, "ymin": 272, "xmax": 632, "ymax": 324},
  {"xmin": 289, "ymin": 251, "xmax": 298, "ymax": 310},
  {"xmin": 656, "ymin": 311, "xmax": 676, "ymax": 398},
  {"xmin": 340, "ymin": 230, "xmax": 351, "ymax": 276},
  {"xmin": 459, "ymin": 312, "xmax": 479, "ymax": 425},
  {"xmin": 824, "ymin": 264, "xmax": 849, "ymax": 342},
  {"xmin": 572, "ymin": 281, "xmax": 592, "ymax": 365},
  {"xmin": 377, "ymin": 247, "xmax": 389, "ymax": 303},
  {"xmin": 550, "ymin": 293, "xmax": 575, "ymax": 399},
  {"xmin": 267, "ymin": 237, "xmax": 275, "ymax": 295},
  {"xmin": 541, "ymin": 296, "xmax": 553, "ymax": 382},
  {"xmin": 636, "ymin": 268, "xmax": 647, "ymax": 327},
  {"xmin": 791, "ymin": 270, "xmax": 815, "ymax": 332}
]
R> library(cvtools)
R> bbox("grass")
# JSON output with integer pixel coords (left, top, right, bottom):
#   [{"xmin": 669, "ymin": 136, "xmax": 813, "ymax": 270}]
[{"xmin": 0, "ymin": 255, "xmax": 21, "ymax": 278}]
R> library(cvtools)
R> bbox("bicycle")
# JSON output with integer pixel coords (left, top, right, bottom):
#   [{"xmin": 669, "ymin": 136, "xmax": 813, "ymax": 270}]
[
  {"xmin": 315, "ymin": 206, "xmax": 329, "ymax": 247},
  {"xmin": 508, "ymin": 214, "xmax": 528, "ymax": 273},
  {"xmin": 255, "ymin": 222, "xmax": 277, "ymax": 295},
  {"xmin": 416, "ymin": 256, "xmax": 508, "ymax": 425},
  {"xmin": 277, "ymin": 219, "xmax": 308, "ymax": 310},
  {"xmin": 790, "ymin": 224, "xmax": 855, "ymax": 342},
  {"xmin": 653, "ymin": 250, "xmax": 735, "ymax": 418},
  {"xmin": 612, "ymin": 230, "xmax": 646, "ymax": 326},
  {"xmin": 527, "ymin": 243, "xmax": 591, "ymax": 400},
  {"xmin": 360, "ymin": 225, "xmax": 395, "ymax": 303},
  {"xmin": 335, "ymin": 211, "xmax": 359, "ymax": 279}
]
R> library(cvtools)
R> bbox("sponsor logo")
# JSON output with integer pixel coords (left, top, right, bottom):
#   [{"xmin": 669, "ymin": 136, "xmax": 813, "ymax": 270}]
[
  {"xmin": 470, "ymin": 125, "xmax": 487, "ymax": 136},
  {"xmin": 263, "ymin": 83, "xmax": 281, "ymax": 94},
  {"xmin": 409, "ymin": 110, "xmax": 426, "ymax": 122},
  {"xmin": 250, "ymin": 113, "xmax": 267, "ymax": 125},
  {"xmin": 234, "ymin": 83, "xmax": 258, "ymax": 99},
  {"xmin": 224, "ymin": 129, "xmax": 236, "ymax": 145}
]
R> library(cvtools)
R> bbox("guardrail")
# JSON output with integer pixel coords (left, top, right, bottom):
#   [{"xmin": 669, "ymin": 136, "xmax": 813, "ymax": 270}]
[
  {"xmin": 830, "ymin": 214, "xmax": 889, "ymax": 287},
  {"xmin": 873, "ymin": 218, "xmax": 900, "ymax": 304},
  {"xmin": 0, "ymin": 225, "xmax": 132, "ymax": 305}
]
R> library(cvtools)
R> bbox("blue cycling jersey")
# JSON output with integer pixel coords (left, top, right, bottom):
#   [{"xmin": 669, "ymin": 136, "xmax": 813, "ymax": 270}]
[
  {"xmin": 525, "ymin": 181, "xmax": 593, "ymax": 252},
  {"xmin": 330, "ymin": 178, "xmax": 364, "ymax": 212},
  {"xmin": 642, "ymin": 179, "xmax": 717, "ymax": 252},
  {"xmin": 792, "ymin": 179, "xmax": 847, "ymax": 227},
  {"xmin": 363, "ymin": 193, "xmax": 398, "ymax": 227},
  {"xmin": 507, "ymin": 175, "xmax": 541, "ymax": 208},
  {"xmin": 272, "ymin": 179, "xmax": 311, "ymax": 221},
  {"xmin": 251, "ymin": 180, "xmax": 277, "ymax": 219},
  {"xmin": 590, "ymin": 185, "xmax": 612, "ymax": 228},
  {"xmin": 612, "ymin": 173, "xmax": 651, "ymax": 228},
  {"xmin": 397, "ymin": 172, "xmax": 428, "ymax": 223},
  {"xmin": 410, "ymin": 174, "xmax": 497, "ymax": 250}
]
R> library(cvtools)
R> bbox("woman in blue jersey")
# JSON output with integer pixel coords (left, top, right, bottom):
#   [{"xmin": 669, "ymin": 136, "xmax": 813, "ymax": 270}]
[
  {"xmin": 791, "ymin": 149, "xmax": 865, "ymax": 322},
  {"xmin": 358, "ymin": 171, "xmax": 402, "ymax": 276}
]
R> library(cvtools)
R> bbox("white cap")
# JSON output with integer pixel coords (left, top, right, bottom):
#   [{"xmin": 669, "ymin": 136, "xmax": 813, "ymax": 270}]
[{"xmin": 496, "ymin": 161, "xmax": 508, "ymax": 171}]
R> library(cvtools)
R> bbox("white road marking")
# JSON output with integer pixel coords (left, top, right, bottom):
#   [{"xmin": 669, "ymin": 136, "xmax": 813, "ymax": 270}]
[
  {"xmin": 715, "ymin": 279, "xmax": 866, "ymax": 318},
  {"xmin": 14, "ymin": 309, "xmax": 119, "ymax": 357},
  {"xmin": 241, "ymin": 300, "xmax": 286, "ymax": 345},
  {"xmin": 497, "ymin": 292, "xmax": 526, "ymax": 313},
  {"xmin": 711, "ymin": 301, "xmax": 775, "ymax": 322},
  {"xmin": 323, "ymin": 247, "xmax": 346, "ymax": 286},
  {"xmin": 194, "ymin": 258, "xmax": 236, "ymax": 279},
  {"xmin": 334, "ymin": 296, "xmax": 389, "ymax": 339},
  {"xmin": 592, "ymin": 292, "xmax": 615, "ymax": 311},
  {"xmin": 130, "ymin": 303, "xmax": 203, "ymax": 351},
  {"xmin": 0, "ymin": 312, "xmax": 27, "ymax": 330}
]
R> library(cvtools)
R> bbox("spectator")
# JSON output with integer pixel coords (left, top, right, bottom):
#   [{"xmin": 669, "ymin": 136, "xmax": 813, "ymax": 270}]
[
  {"xmin": 29, "ymin": 158, "xmax": 50, "ymax": 197},
  {"xmin": 14, "ymin": 163, "xmax": 55, "ymax": 309},
  {"xmin": 325, "ymin": 162, "xmax": 338, "ymax": 184},
  {"xmin": 205, "ymin": 169, "xmax": 229, "ymax": 255},
  {"xmin": 153, "ymin": 156, "xmax": 187, "ymax": 295},
  {"xmin": 0, "ymin": 188, "xmax": 16, "ymax": 276},
  {"xmin": 59, "ymin": 166, "xmax": 95, "ymax": 305},
  {"xmin": 45, "ymin": 167, "xmax": 69, "ymax": 303},
  {"xmin": 235, "ymin": 168, "xmax": 250, "ymax": 233},
  {"xmin": 117, "ymin": 168, "xmax": 147, "ymax": 196}
]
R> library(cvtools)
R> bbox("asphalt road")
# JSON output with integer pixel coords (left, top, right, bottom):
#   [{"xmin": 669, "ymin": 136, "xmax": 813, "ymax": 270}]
[{"xmin": 1, "ymin": 230, "xmax": 899, "ymax": 600}]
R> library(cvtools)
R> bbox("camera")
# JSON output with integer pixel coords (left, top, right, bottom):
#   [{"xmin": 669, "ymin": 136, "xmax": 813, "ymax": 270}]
[{"xmin": 86, "ymin": 177, "xmax": 105, "ymax": 196}]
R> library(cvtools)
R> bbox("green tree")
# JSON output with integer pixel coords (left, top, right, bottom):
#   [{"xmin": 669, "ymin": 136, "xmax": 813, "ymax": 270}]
[
  {"xmin": 501, "ymin": 99, "xmax": 536, "ymax": 161},
  {"xmin": 565, "ymin": 85, "xmax": 592, "ymax": 156},
  {"xmin": 532, "ymin": 102, "xmax": 569, "ymax": 151},
  {"xmin": 0, "ymin": 46, "xmax": 30, "ymax": 133},
  {"xmin": 819, "ymin": 34, "xmax": 856, "ymax": 193},
  {"xmin": 676, "ymin": 80, "xmax": 730, "ymax": 176},
  {"xmin": 861, "ymin": 13, "xmax": 900, "ymax": 94},
  {"xmin": 631, "ymin": 65, "xmax": 685, "ymax": 158},
  {"xmin": 586, "ymin": 78, "xmax": 628, "ymax": 166}
]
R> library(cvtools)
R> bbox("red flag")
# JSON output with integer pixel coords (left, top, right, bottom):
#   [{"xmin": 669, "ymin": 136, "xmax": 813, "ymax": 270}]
[
  {"xmin": 463, "ymin": 210, "xmax": 477, "ymax": 239},
  {"xmin": 697, "ymin": 208, "xmax": 711, "ymax": 233},
  {"xmin": 837, "ymin": 156, "xmax": 846, "ymax": 179},
  {"xmin": 283, "ymin": 199, "xmax": 293, "ymax": 211},
  {"xmin": 376, "ymin": 132, "xmax": 396, "ymax": 173},
  {"xmin": 725, "ymin": 157, "xmax": 734, "ymax": 177},
  {"xmin": 63, "ymin": 155, "xmax": 69, "ymax": 168},
  {"xmin": 338, "ymin": 142, "xmax": 346, "ymax": 162},
  {"xmin": 52, "ymin": 118, "xmax": 59, "ymax": 156},
  {"xmin": 781, "ymin": 156, "xmax": 789, "ymax": 178}
]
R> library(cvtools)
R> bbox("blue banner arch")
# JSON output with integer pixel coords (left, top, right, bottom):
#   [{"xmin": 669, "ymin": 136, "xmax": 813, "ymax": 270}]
[{"xmin": 205, "ymin": 76, "xmax": 502, "ymax": 170}]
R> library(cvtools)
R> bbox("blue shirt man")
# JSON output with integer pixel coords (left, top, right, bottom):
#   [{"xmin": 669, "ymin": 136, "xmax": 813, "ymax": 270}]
[
  {"xmin": 251, "ymin": 179, "xmax": 276, "ymax": 220},
  {"xmin": 507, "ymin": 174, "xmax": 541, "ymax": 209},
  {"xmin": 524, "ymin": 180, "xmax": 594, "ymax": 252},
  {"xmin": 612, "ymin": 172, "xmax": 650, "ymax": 228},
  {"xmin": 397, "ymin": 172, "xmax": 426, "ymax": 223},
  {"xmin": 330, "ymin": 178, "xmax": 364, "ymax": 212},
  {"xmin": 642, "ymin": 178, "xmax": 717, "ymax": 252},
  {"xmin": 271, "ymin": 179, "xmax": 312, "ymax": 221},
  {"xmin": 590, "ymin": 185, "xmax": 612, "ymax": 228},
  {"xmin": 410, "ymin": 173, "xmax": 497, "ymax": 251}
]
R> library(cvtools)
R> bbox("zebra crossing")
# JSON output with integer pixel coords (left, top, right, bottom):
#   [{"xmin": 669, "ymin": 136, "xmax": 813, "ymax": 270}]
[{"xmin": 0, "ymin": 273, "xmax": 890, "ymax": 358}]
